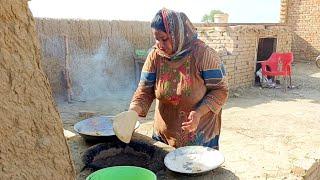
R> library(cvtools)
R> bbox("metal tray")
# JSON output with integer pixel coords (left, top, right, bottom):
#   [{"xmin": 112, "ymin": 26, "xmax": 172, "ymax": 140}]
[
  {"xmin": 74, "ymin": 115, "xmax": 140, "ymax": 142},
  {"xmin": 164, "ymin": 146, "xmax": 224, "ymax": 174}
]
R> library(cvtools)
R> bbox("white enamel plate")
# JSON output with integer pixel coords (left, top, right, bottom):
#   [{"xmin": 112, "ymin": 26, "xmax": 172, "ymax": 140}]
[{"xmin": 164, "ymin": 146, "xmax": 224, "ymax": 174}]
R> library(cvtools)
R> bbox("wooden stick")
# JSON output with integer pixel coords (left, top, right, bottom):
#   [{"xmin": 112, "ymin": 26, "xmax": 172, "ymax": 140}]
[{"xmin": 64, "ymin": 35, "xmax": 72, "ymax": 103}]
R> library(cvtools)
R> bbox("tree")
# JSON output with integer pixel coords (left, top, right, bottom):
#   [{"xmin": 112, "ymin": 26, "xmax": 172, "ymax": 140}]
[{"xmin": 201, "ymin": 10, "xmax": 225, "ymax": 23}]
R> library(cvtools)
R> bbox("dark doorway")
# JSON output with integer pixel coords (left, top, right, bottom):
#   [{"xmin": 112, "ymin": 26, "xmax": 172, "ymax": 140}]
[{"xmin": 255, "ymin": 38, "xmax": 277, "ymax": 84}]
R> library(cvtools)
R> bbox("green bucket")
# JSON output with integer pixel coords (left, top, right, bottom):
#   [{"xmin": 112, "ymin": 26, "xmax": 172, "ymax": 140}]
[{"xmin": 86, "ymin": 166, "xmax": 157, "ymax": 180}]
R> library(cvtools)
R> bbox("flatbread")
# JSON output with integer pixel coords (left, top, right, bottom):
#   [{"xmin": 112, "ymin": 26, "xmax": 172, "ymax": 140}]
[{"xmin": 113, "ymin": 110, "xmax": 138, "ymax": 143}]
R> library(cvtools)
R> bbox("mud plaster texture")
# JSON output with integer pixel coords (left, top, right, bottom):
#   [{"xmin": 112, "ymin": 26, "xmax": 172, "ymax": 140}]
[{"xmin": 0, "ymin": 1, "xmax": 75, "ymax": 179}]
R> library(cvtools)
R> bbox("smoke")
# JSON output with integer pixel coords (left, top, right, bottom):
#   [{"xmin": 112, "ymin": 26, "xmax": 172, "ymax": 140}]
[{"xmin": 69, "ymin": 36, "xmax": 136, "ymax": 101}]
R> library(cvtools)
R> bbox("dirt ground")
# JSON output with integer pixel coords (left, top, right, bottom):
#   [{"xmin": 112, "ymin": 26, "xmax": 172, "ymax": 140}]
[{"xmin": 58, "ymin": 61, "xmax": 320, "ymax": 179}]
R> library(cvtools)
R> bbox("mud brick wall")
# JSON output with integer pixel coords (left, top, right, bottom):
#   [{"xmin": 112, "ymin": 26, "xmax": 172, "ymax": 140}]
[
  {"xmin": 198, "ymin": 25, "xmax": 292, "ymax": 89},
  {"xmin": 37, "ymin": 19, "xmax": 292, "ymax": 95},
  {"xmin": 280, "ymin": 0, "xmax": 320, "ymax": 61},
  {"xmin": 0, "ymin": 0, "xmax": 75, "ymax": 179}
]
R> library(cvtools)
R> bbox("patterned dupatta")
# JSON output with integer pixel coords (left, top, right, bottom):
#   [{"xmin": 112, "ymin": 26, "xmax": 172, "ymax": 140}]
[{"xmin": 157, "ymin": 8, "xmax": 198, "ymax": 60}]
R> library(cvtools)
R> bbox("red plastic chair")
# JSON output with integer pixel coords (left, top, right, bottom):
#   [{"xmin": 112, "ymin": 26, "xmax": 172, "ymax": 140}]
[{"xmin": 259, "ymin": 52, "xmax": 293, "ymax": 91}]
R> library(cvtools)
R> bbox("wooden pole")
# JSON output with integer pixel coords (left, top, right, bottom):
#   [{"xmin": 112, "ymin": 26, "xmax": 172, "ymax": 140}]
[{"xmin": 64, "ymin": 35, "xmax": 72, "ymax": 103}]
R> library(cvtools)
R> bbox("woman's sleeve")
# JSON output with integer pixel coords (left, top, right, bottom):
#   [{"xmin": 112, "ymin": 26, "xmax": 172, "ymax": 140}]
[
  {"xmin": 198, "ymin": 47, "xmax": 229, "ymax": 114},
  {"xmin": 129, "ymin": 49, "xmax": 157, "ymax": 117}
]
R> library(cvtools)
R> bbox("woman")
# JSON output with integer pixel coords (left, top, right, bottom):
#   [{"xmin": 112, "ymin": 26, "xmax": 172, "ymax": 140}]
[{"xmin": 129, "ymin": 8, "xmax": 228, "ymax": 149}]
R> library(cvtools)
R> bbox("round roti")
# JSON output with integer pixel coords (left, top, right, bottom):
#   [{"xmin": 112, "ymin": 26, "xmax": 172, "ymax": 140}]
[{"xmin": 113, "ymin": 110, "xmax": 138, "ymax": 143}]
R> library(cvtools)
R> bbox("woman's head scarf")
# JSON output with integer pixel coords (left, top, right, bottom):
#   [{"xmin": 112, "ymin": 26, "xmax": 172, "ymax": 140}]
[{"xmin": 154, "ymin": 8, "xmax": 198, "ymax": 60}]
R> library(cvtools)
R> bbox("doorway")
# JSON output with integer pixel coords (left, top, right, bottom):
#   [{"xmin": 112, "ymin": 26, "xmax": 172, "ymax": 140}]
[{"xmin": 255, "ymin": 37, "xmax": 277, "ymax": 85}]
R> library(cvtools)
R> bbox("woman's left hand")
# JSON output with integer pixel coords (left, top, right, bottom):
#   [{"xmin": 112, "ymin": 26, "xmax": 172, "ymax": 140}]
[{"xmin": 181, "ymin": 111, "xmax": 201, "ymax": 132}]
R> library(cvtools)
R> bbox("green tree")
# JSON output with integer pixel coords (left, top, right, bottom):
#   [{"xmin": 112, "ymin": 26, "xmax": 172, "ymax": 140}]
[{"xmin": 201, "ymin": 10, "xmax": 225, "ymax": 23}]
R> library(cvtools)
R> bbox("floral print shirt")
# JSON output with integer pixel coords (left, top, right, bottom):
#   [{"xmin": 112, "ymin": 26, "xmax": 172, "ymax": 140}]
[{"xmin": 130, "ymin": 40, "xmax": 229, "ymax": 147}]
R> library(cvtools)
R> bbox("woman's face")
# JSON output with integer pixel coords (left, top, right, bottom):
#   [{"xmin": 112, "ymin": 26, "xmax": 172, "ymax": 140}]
[{"xmin": 152, "ymin": 29, "xmax": 173, "ymax": 55}]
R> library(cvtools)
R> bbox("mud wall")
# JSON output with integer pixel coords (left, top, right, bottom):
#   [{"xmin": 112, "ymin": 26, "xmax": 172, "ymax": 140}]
[
  {"xmin": 35, "ymin": 18, "xmax": 154, "ymax": 100},
  {"xmin": 0, "ymin": 0, "xmax": 75, "ymax": 179},
  {"xmin": 280, "ymin": 0, "xmax": 320, "ymax": 61}
]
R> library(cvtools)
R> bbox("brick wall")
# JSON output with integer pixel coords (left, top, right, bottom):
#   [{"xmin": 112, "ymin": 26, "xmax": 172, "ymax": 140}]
[
  {"xmin": 281, "ymin": 0, "xmax": 320, "ymax": 61},
  {"xmin": 198, "ymin": 25, "xmax": 292, "ymax": 89}
]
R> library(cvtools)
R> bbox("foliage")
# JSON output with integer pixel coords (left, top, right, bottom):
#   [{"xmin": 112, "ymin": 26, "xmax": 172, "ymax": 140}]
[{"xmin": 201, "ymin": 10, "xmax": 225, "ymax": 23}]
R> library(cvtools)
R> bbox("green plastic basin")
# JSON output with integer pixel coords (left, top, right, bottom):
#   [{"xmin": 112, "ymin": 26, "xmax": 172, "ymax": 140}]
[{"xmin": 86, "ymin": 166, "xmax": 157, "ymax": 180}]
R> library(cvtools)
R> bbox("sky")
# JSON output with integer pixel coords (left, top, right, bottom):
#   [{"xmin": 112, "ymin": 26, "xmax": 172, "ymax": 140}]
[{"xmin": 28, "ymin": 0, "xmax": 281, "ymax": 23}]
